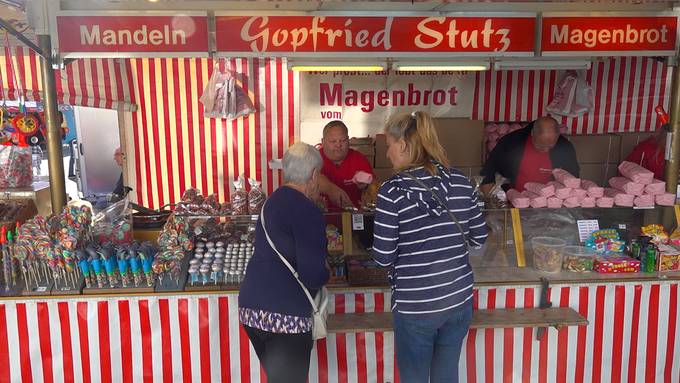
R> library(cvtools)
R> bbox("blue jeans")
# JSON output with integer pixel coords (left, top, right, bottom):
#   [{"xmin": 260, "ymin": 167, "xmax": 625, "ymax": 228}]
[{"xmin": 393, "ymin": 302, "xmax": 473, "ymax": 383}]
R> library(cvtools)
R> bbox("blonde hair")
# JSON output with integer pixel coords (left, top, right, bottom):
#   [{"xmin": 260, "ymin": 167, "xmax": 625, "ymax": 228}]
[{"xmin": 384, "ymin": 111, "xmax": 449, "ymax": 174}]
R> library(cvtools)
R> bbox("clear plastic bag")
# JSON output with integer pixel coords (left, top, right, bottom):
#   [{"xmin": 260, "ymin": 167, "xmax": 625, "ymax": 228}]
[
  {"xmin": 231, "ymin": 176, "xmax": 249, "ymax": 216},
  {"xmin": 200, "ymin": 66, "xmax": 255, "ymax": 120},
  {"xmin": 0, "ymin": 145, "xmax": 32, "ymax": 188},
  {"xmin": 248, "ymin": 179, "xmax": 266, "ymax": 215},
  {"xmin": 92, "ymin": 198, "xmax": 133, "ymax": 245},
  {"xmin": 546, "ymin": 71, "xmax": 594, "ymax": 118}
]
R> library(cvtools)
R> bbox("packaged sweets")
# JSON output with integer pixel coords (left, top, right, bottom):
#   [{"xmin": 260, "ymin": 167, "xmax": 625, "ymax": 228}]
[
  {"xmin": 231, "ymin": 176, "xmax": 248, "ymax": 216},
  {"xmin": 585, "ymin": 229, "xmax": 626, "ymax": 254},
  {"xmin": 531, "ymin": 237, "xmax": 566, "ymax": 272},
  {"xmin": 562, "ymin": 246, "xmax": 596, "ymax": 272},
  {"xmin": 594, "ymin": 255, "xmax": 641, "ymax": 273},
  {"xmin": 248, "ymin": 179, "xmax": 266, "ymax": 215},
  {"xmin": 641, "ymin": 224, "xmax": 669, "ymax": 245},
  {"xmin": 658, "ymin": 244, "xmax": 680, "ymax": 271}
]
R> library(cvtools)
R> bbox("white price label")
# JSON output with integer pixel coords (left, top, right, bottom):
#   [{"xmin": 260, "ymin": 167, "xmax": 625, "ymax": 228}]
[
  {"xmin": 619, "ymin": 224, "xmax": 627, "ymax": 230},
  {"xmin": 577, "ymin": 220, "xmax": 600, "ymax": 243},
  {"xmin": 35, "ymin": 286, "xmax": 47, "ymax": 292},
  {"xmin": 352, "ymin": 214, "xmax": 365, "ymax": 231}
]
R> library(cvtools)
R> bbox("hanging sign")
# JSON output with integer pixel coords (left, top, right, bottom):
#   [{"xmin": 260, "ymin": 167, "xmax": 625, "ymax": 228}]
[
  {"xmin": 55, "ymin": 12, "xmax": 209, "ymax": 57},
  {"xmin": 215, "ymin": 14, "xmax": 536, "ymax": 56},
  {"xmin": 541, "ymin": 15, "xmax": 678, "ymax": 56}
]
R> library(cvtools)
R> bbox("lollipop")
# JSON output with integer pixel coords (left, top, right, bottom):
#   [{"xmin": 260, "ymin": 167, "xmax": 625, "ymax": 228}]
[{"xmin": 117, "ymin": 249, "xmax": 130, "ymax": 287}]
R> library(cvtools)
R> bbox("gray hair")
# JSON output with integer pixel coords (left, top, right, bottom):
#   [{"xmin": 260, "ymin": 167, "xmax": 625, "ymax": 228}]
[{"xmin": 282, "ymin": 143, "xmax": 323, "ymax": 184}]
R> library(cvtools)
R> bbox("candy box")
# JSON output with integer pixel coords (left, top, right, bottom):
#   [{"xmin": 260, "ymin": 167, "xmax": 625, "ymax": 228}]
[
  {"xmin": 594, "ymin": 255, "xmax": 641, "ymax": 273},
  {"xmin": 657, "ymin": 244, "xmax": 680, "ymax": 271}
]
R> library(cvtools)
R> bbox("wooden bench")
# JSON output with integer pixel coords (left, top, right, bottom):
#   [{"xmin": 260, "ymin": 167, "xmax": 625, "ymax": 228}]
[{"xmin": 327, "ymin": 308, "xmax": 588, "ymax": 333}]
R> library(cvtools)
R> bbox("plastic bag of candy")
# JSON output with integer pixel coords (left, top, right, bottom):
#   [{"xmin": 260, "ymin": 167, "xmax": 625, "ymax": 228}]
[
  {"xmin": 231, "ymin": 176, "xmax": 248, "ymax": 216},
  {"xmin": 585, "ymin": 229, "xmax": 626, "ymax": 254},
  {"xmin": 92, "ymin": 198, "xmax": 133, "ymax": 245},
  {"xmin": 641, "ymin": 224, "xmax": 669, "ymax": 245},
  {"xmin": 0, "ymin": 145, "xmax": 32, "ymax": 188},
  {"xmin": 248, "ymin": 179, "xmax": 266, "ymax": 215}
]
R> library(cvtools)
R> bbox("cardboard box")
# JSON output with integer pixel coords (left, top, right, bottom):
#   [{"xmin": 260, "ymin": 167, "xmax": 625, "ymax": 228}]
[
  {"xmin": 579, "ymin": 163, "xmax": 619, "ymax": 186},
  {"xmin": 374, "ymin": 134, "xmax": 391, "ymax": 169},
  {"xmin": 433, "ymin": 118, "xmax": 485, "ymax": 167},
  {"xmin": 568, "ymin": 134, "xmax": 622, "ymax": 164},
  {"xmin": 617, "ymin": 132, "xmax": 656, "ymax": 162}
]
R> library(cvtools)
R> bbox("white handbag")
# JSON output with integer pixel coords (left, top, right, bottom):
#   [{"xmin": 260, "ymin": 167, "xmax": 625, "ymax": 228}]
[{"xmin": 260, "ymin": 201, "xmax": 329, "ymax": 340}]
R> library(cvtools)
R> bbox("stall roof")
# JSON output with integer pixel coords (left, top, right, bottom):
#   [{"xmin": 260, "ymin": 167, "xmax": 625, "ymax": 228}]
[{"xmin": 56, "ymin": 0, "xmax": 677, "ymax": 12}]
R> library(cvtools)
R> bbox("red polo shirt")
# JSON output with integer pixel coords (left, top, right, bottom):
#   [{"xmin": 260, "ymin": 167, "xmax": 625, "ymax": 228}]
[
  {"xmin": 320, "ymin": 148, "xmax": 374, "ymax": 210},
  {"xmin": 514, "ymin": 136, "xmax": 554, "ymax": 192}
]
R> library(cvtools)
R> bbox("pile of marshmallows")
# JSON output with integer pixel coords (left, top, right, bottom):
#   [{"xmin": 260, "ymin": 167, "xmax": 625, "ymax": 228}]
[{"xmin": 507, "ymin": 162, "xmax": 676, "ymax": 209}]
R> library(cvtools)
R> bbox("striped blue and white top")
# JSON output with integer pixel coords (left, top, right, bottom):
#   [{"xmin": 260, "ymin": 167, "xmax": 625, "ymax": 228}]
[{"xmin": 372, "ymin": 163, "xmax": 488, "ymax": 315}]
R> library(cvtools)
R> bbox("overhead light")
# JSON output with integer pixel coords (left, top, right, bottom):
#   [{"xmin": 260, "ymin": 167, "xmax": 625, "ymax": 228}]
[
  {"xmin": 396, "ymin": 62, "xmax": 490, "ymax": 72},
  {"xmin": 287, "ymin": 60, "xmax": 385, "ymax": 72},
  {"xmin": 494, "ymin": 60, "xmax": 592, "ymax": 71}
]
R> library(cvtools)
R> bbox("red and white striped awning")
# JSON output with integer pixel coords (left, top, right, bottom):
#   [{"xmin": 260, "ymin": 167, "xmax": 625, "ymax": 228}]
[{"xmin": 0, "ymin": 46, "xmax": 136, "ymax": 111}]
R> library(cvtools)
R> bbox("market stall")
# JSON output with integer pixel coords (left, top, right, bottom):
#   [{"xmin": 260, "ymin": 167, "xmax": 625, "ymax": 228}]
[{"xmin": 0, "ymin": 1, "xmax": 679, "ymax": 382}]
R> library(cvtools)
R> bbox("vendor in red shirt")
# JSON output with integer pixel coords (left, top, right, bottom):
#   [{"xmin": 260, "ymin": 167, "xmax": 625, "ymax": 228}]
[
  {"xmin": 624, "ymin": 129, "xmax": 667, "ymax": 180},
  {"xmin": 318, "ymin": 120, "xmax": 375, "ymax": 210},
  {"xmin": 480, "ymin": 116, "xmax": 579, "ymax": 195}
]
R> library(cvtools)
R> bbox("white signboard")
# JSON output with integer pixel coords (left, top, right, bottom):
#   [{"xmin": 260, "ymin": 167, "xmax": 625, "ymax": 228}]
[{"xmin": 299, "ymin": 70, "xmax": 476, "ymax": 143}]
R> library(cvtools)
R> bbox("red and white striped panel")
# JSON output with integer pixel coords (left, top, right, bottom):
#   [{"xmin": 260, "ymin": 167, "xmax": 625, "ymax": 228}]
[
  {"xmin": 124, "ymin": 57, "xmax": 298, "ymax": 209},
  {"xmin": 473, "ymin": 57, "xmax": 673, "ymax": 134},
  {"xmin": 0, "ymin": 46, "xmax": 132, "ymax": 110},
  {"xmin": 0, "ymin": 282, "xmax": 677, "ymax": 383}
]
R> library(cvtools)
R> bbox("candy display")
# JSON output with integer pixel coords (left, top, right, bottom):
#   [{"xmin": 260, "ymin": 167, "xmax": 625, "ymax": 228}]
[
  {"xmin": 91, "ymin": 199, "xmax": 133, "ymax": 245},
  {"xmin": 604, "ymin": 188, "xmax": 634, "ymax": 207},
  {"xmin": 641, "ymin": 224, "xmax": 669, "ymax": 245},
  {"xmin": 524, "ymin": 182, "xmax": 555, "ymax": 197},
  {"xmin": 15, "ymin": 205, "xmax": 93, "ymax": 291},
  {"xmin": 525, "ymin": 192, "xmax": 547, "ymax": 208},
  {"xmin": 581, "ymin": 179, "xmax": 604, "ymax": 198},
  {"xmin": 562, "ymin": 246, "xmax": 596, "ymax": 272},
  {"xmin": 79, "ymin": 241, "xmax": 157, "ymax": 289},
  {"xmin": 248, "ymin": 179, "xmax": 266, "ymax": 215},
  {"xmin": 656, "ymin": 193, "xmax": 676, "ymax": 206},
  {"xmin": 188, "ymin": 239, "xmax": 253, "ymax": 286},
  {"xmin": 618, "ymin": 161, "xmax": 654, "ymax": 185},
  {"xmin": 326, "ymin": 225, "xmax": 343, "ymax": 252},
  {"xmin": 645, "ymin": 179, "xmax": 666, "ymax": 195},
  {"xmin": 547, "ymin": 181, "xmax": 572, "ymax": 200},
  {"xmin": 154, "ymin": 215, "xmax": 194, "ymax": 287},
  {"xmin": 175, "ymin": 188, "xmax": 231, "ymax": 216},
  {"xmin": 552, "ymin": 168, "xmax": 581, "ymax": 189},
  {"xmin": 231, "ymin": 177, "xmax": 249, "ymax": 215},
  {"xmin": 593, "ymin": 255, "xmax": 641, "ymax": 273},
  {"xmin": 327, "ymin": 252, "xmax": 347, "ymax": 284},
  {"xmin": 657, "ymin": 245, "xmax": 680, "ymax": 271},
  {"xmin": 0, "ymin": 145, "xmax": 32, "ymax": 188},
  {"xmin": 531, "ymin": 236, "xmax": 566, "ymax": 272},
  {"xmin": 506, "ymin": 189, "xmax": 529, "ymax": 208},
  {"xmin": 585, "ymin": 229, "xmax": 626, "ymax": 254},
  {"xmin": 609, "ymin": 177, "xmax": 644, "ymax": 196}
]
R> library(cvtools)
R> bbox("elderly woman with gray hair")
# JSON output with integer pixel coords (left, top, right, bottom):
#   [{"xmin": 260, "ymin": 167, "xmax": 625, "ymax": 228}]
[{"xmin": 239, "ymin": 142, "xmax": 330, "ymax": 383}]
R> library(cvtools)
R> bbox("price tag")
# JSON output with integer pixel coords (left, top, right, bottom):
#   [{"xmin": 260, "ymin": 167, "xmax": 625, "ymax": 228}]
[
  {"xmin": 35, "ymin": 286, "xmax": 47, "ymax": 292},
  {"xmin": 352, "ymin": 214, "xmax": 365, "ymax": 231},
  {"xmin": 577, "ymin": 220, "xmax": 600, "ymax": 243},
  {"xmin": 618, "ymin": 224, "xmax": 627, "ymax": 230}
]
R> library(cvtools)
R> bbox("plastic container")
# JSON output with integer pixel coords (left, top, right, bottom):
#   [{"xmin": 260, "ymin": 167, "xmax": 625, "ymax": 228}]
[
  {"xmin": 531, "ymin": 236, "xmax": 566, "ymax": 272},
  {"xmin": 562, "ymin": 246, "xmax": 596, "ymax": 272}
]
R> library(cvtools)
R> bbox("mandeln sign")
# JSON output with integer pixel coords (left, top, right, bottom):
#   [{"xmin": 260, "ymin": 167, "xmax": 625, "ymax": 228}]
[{"xmin": 299, "ymin": 70, "xmax": 475, "ymax": 144}]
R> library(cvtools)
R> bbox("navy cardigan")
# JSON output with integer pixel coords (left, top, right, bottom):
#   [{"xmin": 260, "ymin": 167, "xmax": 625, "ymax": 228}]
[{"xmin": 239, "ymin": 186, "xmax": 330, "ymax": 318}]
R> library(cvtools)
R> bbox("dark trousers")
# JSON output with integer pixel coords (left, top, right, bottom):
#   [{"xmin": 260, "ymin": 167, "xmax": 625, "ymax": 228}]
[{"xmin": 243, "ymin": 325, "xmax": 314, "ymax": 383}]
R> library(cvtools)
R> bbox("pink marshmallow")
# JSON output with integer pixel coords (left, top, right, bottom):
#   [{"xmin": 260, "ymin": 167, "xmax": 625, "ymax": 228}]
[
  {"xmin": 596, "ymin": 197, "xmax": 615, "ymax": 208},
  {"xmin": 563, "ymin": 196, "xmax": 581, "ymax": 208},
  {"xmin": 581, "ymin": 179, "xmax": 605, "ymax": 198},
  {"xmin": 605, "ymin": 188, "xmax": 635, "ymax": 207},
  {"xmin": 547, "ymin": 181, "xmax": 572, "ymax": 199},
  {"xmin": 656, "ymin": 193, "xmax": 676, "ymax": 206},
  {"xmin": 609, "ymin": 177, "xmax": 645, "ymax": 196},
  {"xmin": 524, "ymin": 182, "xmax": 555, "ymax": 197},
  {"xmin": 644, "ymin": 179, "xmax": 666, "ymax": 195},
  {"xmin": 547, "ymin": 197, "xmax": 563, "ymax": 209},
  {"xmin": 572, "ymin": 188, "xmax": 588, "ymax": 201},
  {"xmin": 618, "ymin": 161, "xmax": 655, "ymax": 185},
  {"xmin": 553, "ymin": 168, "xmax": 581, "ymax": 189},
  {"xmin": 581, "ymin": 197, "xmax": 597, "ymax": 208},
  {"xmin": 524, "ymin": 191, "xmax": 548, "ymax": 208},
  {"xmin": 507, "ymin": 189, "xmax": 530, "ymax": 208},
  {"xmin": 634, "ymin": 195, "xmax": 654, "ymax": 207}
]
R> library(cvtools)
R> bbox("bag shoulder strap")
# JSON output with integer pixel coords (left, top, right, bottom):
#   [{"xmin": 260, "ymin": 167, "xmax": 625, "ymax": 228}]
[
  {"xmin": 400, "ymin": 170, "xmax": 469, "ymax": 250},
  {"xmin": 260, "ymin": 200, "xmax": 320, "ymax": 313}
]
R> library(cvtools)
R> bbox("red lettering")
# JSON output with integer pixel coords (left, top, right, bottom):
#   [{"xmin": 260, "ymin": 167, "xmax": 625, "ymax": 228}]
[
  {"xmin": 320, "ymin": 83, "xmax": 342, "ymax": 106},
  {"xmin": 377, "ymin": 90, "xmax": 389, "ymax": 106},
  {"xmin": 433, "ymin": 89, "xmax": 445, "ymax": 105},
  {"xmin": 408, "ymin": 83, "xmax": 421, "ymax": 105},
  {"xmin": 448, "ymin": 86, "xmax": 458, "ymax": 105}
]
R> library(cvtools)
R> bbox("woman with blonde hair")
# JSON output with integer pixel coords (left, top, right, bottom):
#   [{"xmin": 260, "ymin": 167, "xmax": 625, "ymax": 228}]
[{"xmin": 372, "ymin": 111, "xmax": 488, "ymax": 382}]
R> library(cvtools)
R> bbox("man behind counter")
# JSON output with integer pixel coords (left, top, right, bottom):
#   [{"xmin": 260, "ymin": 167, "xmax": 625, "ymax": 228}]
[
  {"xmin": 318, "ymin": 120, "xmax": 375, "ymax": 210},
  {"xmin": 480, "ymin": 116, "xmax": 579, "ymax": 196}
]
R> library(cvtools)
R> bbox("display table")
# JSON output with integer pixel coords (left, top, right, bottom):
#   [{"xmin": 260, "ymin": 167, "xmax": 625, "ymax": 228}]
[{"xmin": 0, "ymin": 268, "xmax": 677, "ymax": 383}]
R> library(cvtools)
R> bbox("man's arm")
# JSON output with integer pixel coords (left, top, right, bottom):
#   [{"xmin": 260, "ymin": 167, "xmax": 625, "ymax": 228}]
[{"xmin": 319, "ymin": 174, "xmax": 353, "ymax": 208}]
